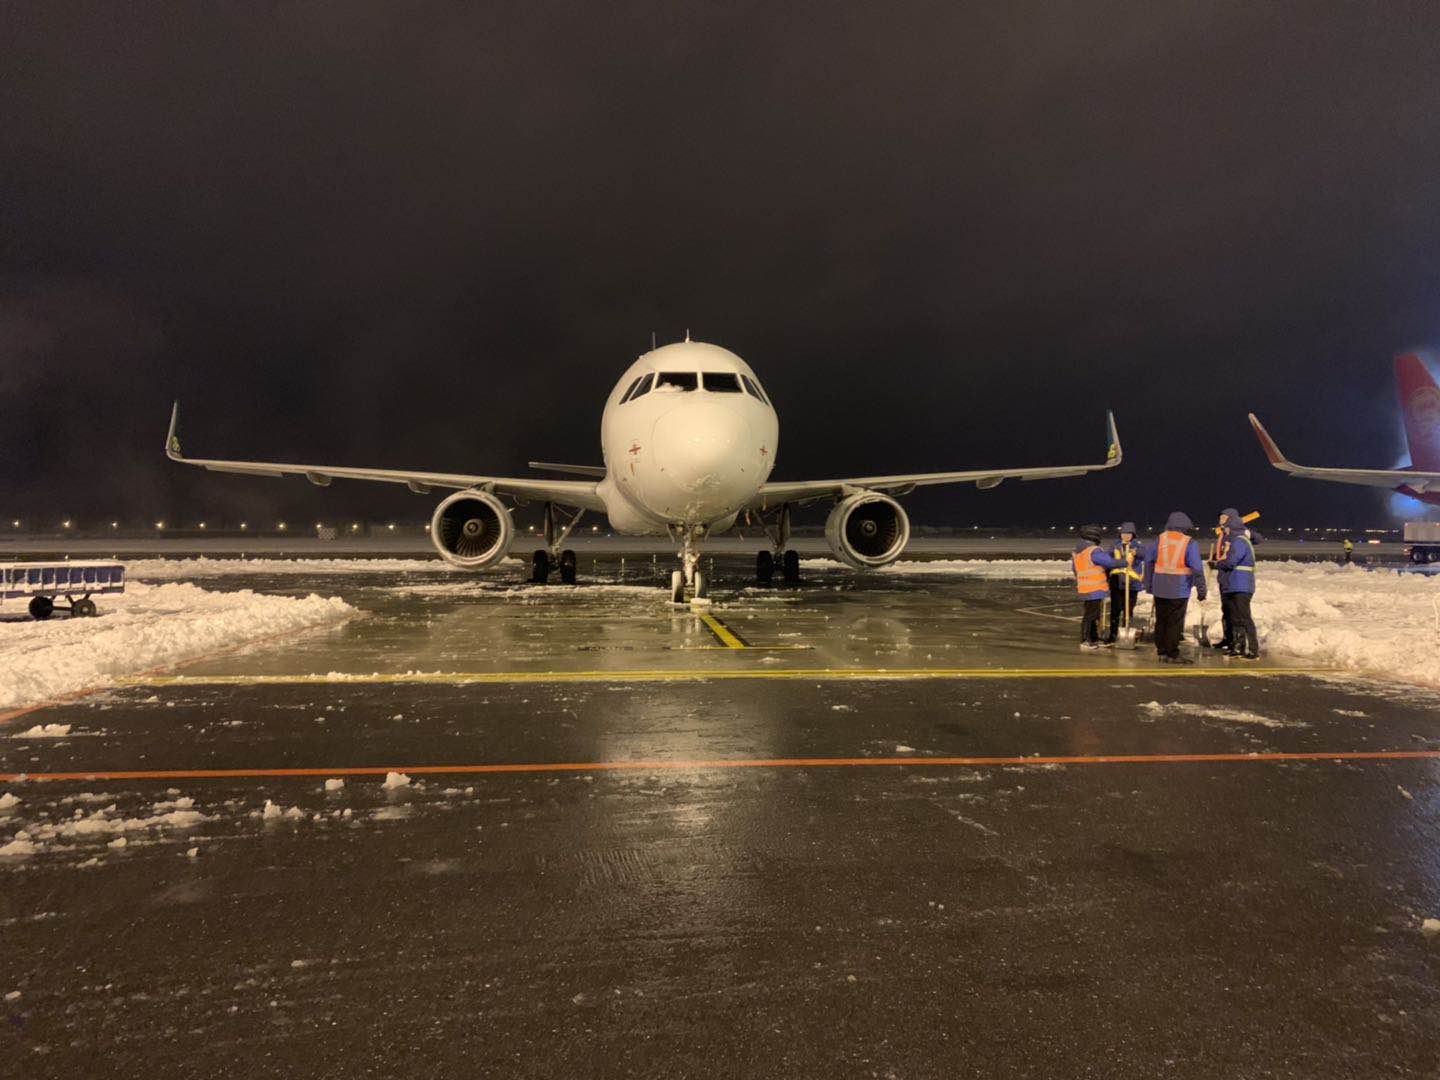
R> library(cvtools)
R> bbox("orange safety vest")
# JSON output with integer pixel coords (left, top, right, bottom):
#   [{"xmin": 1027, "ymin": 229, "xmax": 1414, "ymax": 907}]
[
  {"xmin": 1153, "ymin": 530, "xmax": 1192, "ymax": 578},
  {"xmin": 1073, "ymin": 545, "xmax": 1106, "ymax": 594}
]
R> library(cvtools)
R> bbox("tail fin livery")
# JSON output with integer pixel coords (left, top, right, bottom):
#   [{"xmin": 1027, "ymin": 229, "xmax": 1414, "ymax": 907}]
[{"xmin": 1397, "ymin": 353, "xmax": 1440, "ymax": 472}]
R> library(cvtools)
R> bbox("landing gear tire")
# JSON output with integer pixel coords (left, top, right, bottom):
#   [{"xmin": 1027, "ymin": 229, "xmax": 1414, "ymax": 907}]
[
  {"xmin": 72, "ymin": 598, "xmax": 97, "ymax": 618},
  {"xmin": 670, "ymin": 570, "xmax": 685, "ymax": 604},
  {"xmin": 559, "ymin": 549, "xmax": 578, "ymax": 585},
  {"xmin": 29, "ymin": 596, "xmax": 54, "ymax": 620},
  {"xmin": 756, "ymin": 550, "xmax": 774, "ymax": 585},
  {"xmin": 782, "ymin": 549, "xmax": 801, "ymax": 584},
  {"xmin": 531, "ymin": 550, "xmax": 551, "ymax": 583}
]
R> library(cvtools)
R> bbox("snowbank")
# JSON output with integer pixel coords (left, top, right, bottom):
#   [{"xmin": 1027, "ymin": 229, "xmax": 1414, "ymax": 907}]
[
  {"xmin": 0, "ymin": 581, "xmax": 354, "ymax": 710},
  {"xmin": 801, "ymin": 557, "xmax": 1068, "ymax": 580},
  {"xmin": 1225, "ymin": 563, "xmax": 1440, "ymax": 687},
  {"xmin": 126, "ymin": 557, "xmax": 452, "ymax": 579}
]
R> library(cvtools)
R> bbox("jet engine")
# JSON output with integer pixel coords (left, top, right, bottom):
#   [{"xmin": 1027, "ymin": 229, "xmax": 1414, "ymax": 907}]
[
  {"xmin": 429, "ymin": 490, "xmax": 514, "ymax": 569},
  {"xmin": 824, "ymin": 491, "xmax": 910, "ymax": 569}
]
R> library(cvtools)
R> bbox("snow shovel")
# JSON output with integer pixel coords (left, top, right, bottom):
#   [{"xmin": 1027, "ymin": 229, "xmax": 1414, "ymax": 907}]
[
  {"xmin": 1191, "ymin": 597, "xmax": 1216, "ymax": 649},
  {"xmin": 1116, "ymin": 565, "xmax": 1140, "ymax": 650}
]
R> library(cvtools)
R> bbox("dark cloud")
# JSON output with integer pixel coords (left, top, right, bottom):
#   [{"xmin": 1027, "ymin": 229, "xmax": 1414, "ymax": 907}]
[{"xmin": 3, "ymin": 1, "xmax": 1440, "ymax": 529}]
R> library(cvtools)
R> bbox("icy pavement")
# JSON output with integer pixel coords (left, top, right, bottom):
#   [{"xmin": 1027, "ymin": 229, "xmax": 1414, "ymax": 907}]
[{"xmin": 0, "ymin": 582, "xmax": 354, "ymax": 710}]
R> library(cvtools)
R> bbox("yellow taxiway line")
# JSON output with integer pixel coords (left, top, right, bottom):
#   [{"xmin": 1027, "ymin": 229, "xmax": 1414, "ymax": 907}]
[
  {"xmin": 119, "ymin": 666, "xmax": 1341, "ymax": 688},
  {"xmin": 697, "ymin": 611, "xmax": 750, "ymax": 649}
]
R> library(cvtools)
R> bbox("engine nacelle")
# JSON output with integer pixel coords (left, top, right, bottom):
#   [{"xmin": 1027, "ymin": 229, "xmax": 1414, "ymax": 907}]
[
  {"xmin": 429, "ymin": 490, "xmax": 514, "ymax": 569},
  {"xmin": 825, "ymin": 492, "xmax": 910, "ymax": 569}
]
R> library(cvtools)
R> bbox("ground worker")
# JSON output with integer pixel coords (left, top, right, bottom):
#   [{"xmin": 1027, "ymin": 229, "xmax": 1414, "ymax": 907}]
[
  {"xmin": 1342, "ymin": 538, "xmax": 1355, "ymax": 564},
  {"xmin": 1104, "ymin": 520, "xmax": 1144, "ymax": 645},
  {"xmin": 1073, "ymin": 524, "xmax": 1122, "ymax": 650},
  {"xmin": 1142, "ymin": 511, "xmax": 1208, "ymax": 664},
  {"xmin": 1206, "ymin": 509, "xmax": 1238, "ymax": 651},
  {"xmin": 1210, "ymin": 507, "xmax": 1258, "ymax": 659}
]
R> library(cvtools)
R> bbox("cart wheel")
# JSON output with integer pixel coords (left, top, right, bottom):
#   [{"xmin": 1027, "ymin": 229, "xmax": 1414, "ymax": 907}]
[
  {"xmin": 73, "ymin": 598, "xmax": 97, "ymax": 618},
  {"xmin": 559, "ymin": 549, "xmax": 578, "ymax": 585},
  {"xmin": 29, "ymin": 596, "xmax": 54, "ymax": 620}
]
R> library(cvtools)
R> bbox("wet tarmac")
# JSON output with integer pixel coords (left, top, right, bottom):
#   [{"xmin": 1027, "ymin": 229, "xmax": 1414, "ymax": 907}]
[{"xmin": 3, "ymin": 558, "xmax": 1439, "ymax": 1078}]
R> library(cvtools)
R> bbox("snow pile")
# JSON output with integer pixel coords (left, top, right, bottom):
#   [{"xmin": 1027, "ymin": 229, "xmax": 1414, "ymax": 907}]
[
  {"xmin": 0, "ymin": 793, "xmax": 19, "ymax": 810},
  {"xmin": 13, "ymin": 724, "xmax": 72, "ymax": 739},
  {"xmin": 802, "ymin": 557, "xmax": 1068, "ymax": 580},
  {"xmin": 126, "ymin": 557, "xmax": 449, "ymax": 579},
  {"xmin": 1139, "ymin": 701, "xmax": 1296, "ymax": 729},
  {"xmin": 0, "ymin": 581, "xmax": 354, "ymax": 709},
  {"xmin": 382, "ymin": 771, "xmax": 411, "ymax": 789},
  {"xmin": 1189, "ymin": 563, "xmax": 1440, "ymax": 687}
]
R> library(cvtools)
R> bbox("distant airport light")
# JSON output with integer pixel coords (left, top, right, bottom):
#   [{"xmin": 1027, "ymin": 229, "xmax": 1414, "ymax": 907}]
[
  {"xmin": 386, "ymin": 523, "xmax": 395, "ymax": 531},
  {"xmin": 350, "ymin": 523, "xmax": 360, "ymax": 531},
  {"xmin": 239, "ymin": 522, "xmax": 248, "ymax": 530},
  {"xmin": 110, "ymin": 521, "xmax": 119, "ymax": 529},
  {"xmin": 591, "ymin": 525, "xmax": 600, "ymax": 532},
  {"xmin": 61, "ymin": 520, "xmax": 72, "ymax": 529},
  {"xmin": 277, "ymin": 522, "xmax": 287, "ymax": 531},
  {"xmin": 155, "ymin": 521, "xmax": 165, "ymax": 530},
  {"xmin": 10, "ymin": 520, "xmax": 18, "ymax": 528},
  {"xmin": 314, "ymin": 522, "xmax": 323, "ymax": 530},
  {"xmin": 198, "ymin": 522, "xmax": 207, "ymax": 529}
]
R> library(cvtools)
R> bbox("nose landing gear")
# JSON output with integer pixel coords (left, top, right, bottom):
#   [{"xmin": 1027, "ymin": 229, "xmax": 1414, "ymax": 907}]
[{"xmin": 670, "ymin": 528, "xmax": 708, "ymax": 604}]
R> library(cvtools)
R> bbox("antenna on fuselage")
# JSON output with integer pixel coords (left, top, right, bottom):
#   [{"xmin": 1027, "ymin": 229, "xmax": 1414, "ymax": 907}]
[{"xmin": 650, "ymin": 331, "xmax": 656, "ymax": 352}]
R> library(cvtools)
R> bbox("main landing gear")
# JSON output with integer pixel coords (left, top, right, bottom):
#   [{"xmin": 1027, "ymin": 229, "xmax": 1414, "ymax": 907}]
[
  {"xmin": 531, "ymin": 503, "xmax": 581, "ymax": 585},
  {"xmin": 752, "ymin": 504, "xmax": 801, "ymax": 586}
]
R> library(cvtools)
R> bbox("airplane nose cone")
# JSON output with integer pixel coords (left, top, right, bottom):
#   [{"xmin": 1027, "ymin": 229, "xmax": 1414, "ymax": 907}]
[{"xmin": 651, "ymin": 402, "xmax": 754, "ymax": 502}]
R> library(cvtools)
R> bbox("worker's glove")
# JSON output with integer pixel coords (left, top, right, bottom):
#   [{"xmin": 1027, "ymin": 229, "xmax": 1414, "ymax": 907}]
[{"xmin": 1197, "ymin": 589, "xmax": 1209, "ymax": 602}]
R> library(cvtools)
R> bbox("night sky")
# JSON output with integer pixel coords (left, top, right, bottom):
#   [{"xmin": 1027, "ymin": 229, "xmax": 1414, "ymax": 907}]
[{"xmin": 5, "ymin": 2, "xmax": 1440, "ymax": 531}]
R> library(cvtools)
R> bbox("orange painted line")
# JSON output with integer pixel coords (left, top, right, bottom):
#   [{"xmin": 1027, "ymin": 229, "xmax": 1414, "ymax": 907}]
[
  {"xmin": 4, "ymin": 749, "xmax": 1439, "ymax": 784},
  {"xmin": 0, "ymin": 619, "xmax": 341, "ymax": 728}
]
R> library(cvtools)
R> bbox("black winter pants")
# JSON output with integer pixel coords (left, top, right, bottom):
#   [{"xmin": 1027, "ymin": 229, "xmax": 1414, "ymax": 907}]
[
  {"xmin": 1152, "ymin": 596, "xmax": 1189, "ymax": 658},
  {"xmin": 1080, "ymin": 599, "xmax": 1105, "ymax": 644},
  {"xmin": 1221, "ymin": 592, "xmax": 1257, "ymax": 655},
  {"xmin": 1106, "ymin": 577, "xmax": 1137, "ymax": 642}
]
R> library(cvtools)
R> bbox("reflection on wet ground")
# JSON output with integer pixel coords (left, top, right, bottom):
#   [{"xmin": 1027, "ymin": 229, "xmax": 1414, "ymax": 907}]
[{"xmin": 2, "ymin": 559, "xmax": 1438, "ymax": 1078}]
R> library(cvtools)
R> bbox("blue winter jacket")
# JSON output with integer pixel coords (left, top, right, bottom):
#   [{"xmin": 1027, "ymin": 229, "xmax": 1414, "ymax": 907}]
[
  {"xmin": 1109, "ymin": 523, "xmax": 1145, "ymax": 585},
  {"xmin": 1073, "ymin": 540, "xmax": 1122, "ymax": 600},
  {"xmin": 1213, "ymin": 528, "xmax": 1256, "ymax": 594},
  {"xmin": 1142, "ymin": 512, "xmax": 1208, "ymax": 600}
]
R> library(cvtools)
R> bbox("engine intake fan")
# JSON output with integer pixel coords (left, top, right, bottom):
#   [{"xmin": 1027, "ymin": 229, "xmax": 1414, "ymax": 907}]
[
  {"xmin": 825, "ymin": 491, "xmax": 910, "ymax": 569},
  {"xmin": 429, "ymin": 490, "xmax": 514, "ymax": 569}
]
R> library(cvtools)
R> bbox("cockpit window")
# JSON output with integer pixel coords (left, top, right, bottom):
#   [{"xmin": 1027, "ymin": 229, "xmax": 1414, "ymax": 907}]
[
  {"xmin": 619, "ymin": 374, "xmax": 645, "ymax": 403},
  {"xmin": 654, "ymin": 372, "xmax": 698, "ymax": 392},
  {"xmin": 741, "ymin": 374, "xmax": 770, "ymax": 405},
  {"xmin": 624, "ymin": 372, "xmax": 654, "ymax": 401},
  {"xmin": 702, "ymin": 372, "xmax": 742, "ymax": 393}
]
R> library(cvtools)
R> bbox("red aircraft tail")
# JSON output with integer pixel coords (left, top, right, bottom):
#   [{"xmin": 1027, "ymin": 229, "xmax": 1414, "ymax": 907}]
[{"xmin": 1397, "ymin": 353, "xmax": 1440, "ymax": 472}]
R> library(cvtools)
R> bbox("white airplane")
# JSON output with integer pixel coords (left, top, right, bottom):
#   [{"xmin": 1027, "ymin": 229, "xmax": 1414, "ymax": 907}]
[{"xmin": 167, "ymin": 339, "xmax": 1122, "ymax": 601}]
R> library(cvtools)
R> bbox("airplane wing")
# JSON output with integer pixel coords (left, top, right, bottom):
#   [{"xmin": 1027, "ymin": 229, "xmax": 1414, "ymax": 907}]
[
  {"xmin": 165, "ymin": 403, "xmax": 607, "ymax": 510},
  {"xmin": 750, "ymin": 412, "xmax": 1121, "ymax": 509},
  {"xmin": 1248, "ymin": 413, "xmax": 1440, "ymax": 493}
]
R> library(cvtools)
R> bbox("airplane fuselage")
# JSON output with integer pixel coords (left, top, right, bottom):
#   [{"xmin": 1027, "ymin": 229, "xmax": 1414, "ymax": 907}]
[{"xmin": 596, "ymin": 341, "xmax": 779, "ymax": 536}]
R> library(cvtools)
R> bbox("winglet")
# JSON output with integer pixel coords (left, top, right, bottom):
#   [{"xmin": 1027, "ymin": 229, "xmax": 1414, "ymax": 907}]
[
  {"xmin": 1247, "ymin": 413, "xmax": 1291, "ymax": 469},
  {"xmin": 1104, "ymin": 410, "xmax": 1122, "ymax": 467},
  {"xmin": 165, "ymin": 401, "xmax": 183, "ymax": 460}
]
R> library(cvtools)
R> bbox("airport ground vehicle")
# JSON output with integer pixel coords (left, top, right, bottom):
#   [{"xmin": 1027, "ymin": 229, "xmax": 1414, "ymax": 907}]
[
  {"xmin": 0, "ymin": 560, "xmax": 125, "ymax": 619},
  {"xmin": 1403, "ymin": 522, "xmax": 1440, "ymax": 564}
]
